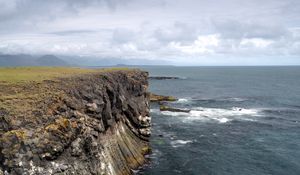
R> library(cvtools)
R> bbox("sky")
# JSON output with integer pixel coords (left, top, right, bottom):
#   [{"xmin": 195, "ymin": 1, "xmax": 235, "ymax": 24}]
[{"xmin": 0, "ymin": 0, "xmax": 300, "ymax": 65}]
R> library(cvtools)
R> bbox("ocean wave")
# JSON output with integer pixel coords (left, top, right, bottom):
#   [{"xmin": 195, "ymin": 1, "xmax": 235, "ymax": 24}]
[
  {"xmin": 189, "ymin": 97, "xmax": 248, "ymax": 103},
  {"xmin": 191, "ymin": 107, "xmax": 261, "ymax": 117},
  {"xmin": 173, "ymin": 97, "xmax": 248, "ymax": 106},
  {"xmin": 262, "ymin": 108, "xmax": 300, "ymax": 114},
  {"xmin": 157, "ymin": 107, "xmax": 262, "ymax": 123},
  {"xmin": 160, "ymin": 111, "xmax": 189, "ymax": 117},
  {"xmin": 150, "ymin": 108, "xmax": 160, "ymax": 113},
  {"xmin": 218, "ymin": 118, "xmax": 230, "ymax": 123},
  {"xmin": 170, "ymin": 140, "xmax": 193, "ymax": 148},
  {"xmin": 177, "ymin": 98, "xmax": 190, "ymax": 103},
  {"xmin": 226, "ymin": 97, "xmax": 247, "ymax": 102}
]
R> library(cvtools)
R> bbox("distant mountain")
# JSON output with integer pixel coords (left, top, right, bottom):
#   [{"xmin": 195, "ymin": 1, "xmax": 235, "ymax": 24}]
[
  {"xmin": 0, "ymin": 54, "xmax": 69, "ymax": 67},
  {"xmin": 60, "ymin": 56, "xmax": 171, "ymax": 66},
  {"xmin": 0, "ymin": 53, "xmax": 171, "ymax": 67},
  {"xmin": 35, "ymin": 55, "xmax": 68, "ymax": 66},
  {"xmin": 0, "ymin": 54, "xmax": 36, "ymax": 66}
]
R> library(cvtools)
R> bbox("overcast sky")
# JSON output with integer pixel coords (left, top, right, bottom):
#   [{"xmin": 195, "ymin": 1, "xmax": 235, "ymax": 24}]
[{"xmin": 0, "ymin": 0, "xmax": 300, "ymax": 65}]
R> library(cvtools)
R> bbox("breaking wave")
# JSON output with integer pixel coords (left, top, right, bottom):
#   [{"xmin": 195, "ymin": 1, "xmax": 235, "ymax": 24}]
[
  {"xmin": 154, "ymin": 107, "xmax": 263, "ymax": 123},
  {"xmin": 170, "ymin": 140, "xmax": 193, "ymax": 148}
]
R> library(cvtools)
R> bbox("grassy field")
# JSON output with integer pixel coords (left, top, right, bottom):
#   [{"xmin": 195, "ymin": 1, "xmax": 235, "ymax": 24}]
[
  {"xmin": 0, "ymin": 66, "xmax": 132, "ymax": 114},
  {"xmin": 0, "ymin": 67, "xmax": 130, "ymax": 84}
]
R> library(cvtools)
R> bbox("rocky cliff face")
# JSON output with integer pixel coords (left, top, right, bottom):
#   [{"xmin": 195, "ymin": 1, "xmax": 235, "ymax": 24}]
[{"xmin": 0, "ymin": 70, "xmax": 151, "ymax": 175}]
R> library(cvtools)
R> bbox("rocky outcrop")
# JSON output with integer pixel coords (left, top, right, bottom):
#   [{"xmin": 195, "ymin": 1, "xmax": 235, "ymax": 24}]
[
  {"xmin": 0, "ymin": 70, "xmax": 150, "ymax": 175},
  {"xmin": 149, "ymin": 76, "xmax": 180, "ymax": 80},
  {"xmin": 159, "ymin": 105, "xmax": 190, "ymax": 113},
  {"xmin": 149, "ymin": 93, "xmax": 177, "ymax": 102}
]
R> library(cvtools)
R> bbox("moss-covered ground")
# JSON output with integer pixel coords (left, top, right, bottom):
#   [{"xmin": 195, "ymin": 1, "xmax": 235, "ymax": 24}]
[
  {"xmin": 0, "ymin": 67, "xmax": 131, "ymax": 84},
  {"xmin": 0, "ymin": 66, "xmax": 130, "ymax": 115}
]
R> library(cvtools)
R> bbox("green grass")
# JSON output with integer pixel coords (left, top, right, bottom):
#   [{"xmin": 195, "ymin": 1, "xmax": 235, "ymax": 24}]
[
  {"xmin": 0, "ymin": 66, "xmax": 132, "ymax": 114},
  {"xmin": 0, "ymin": 67, "xmax": 130, "ymax": 84}
]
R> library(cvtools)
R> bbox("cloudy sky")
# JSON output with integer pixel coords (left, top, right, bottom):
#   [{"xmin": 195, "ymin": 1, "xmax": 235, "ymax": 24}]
[{"xmin": 0, "ymin": 0, "xmax": 300, "ymax": 65}]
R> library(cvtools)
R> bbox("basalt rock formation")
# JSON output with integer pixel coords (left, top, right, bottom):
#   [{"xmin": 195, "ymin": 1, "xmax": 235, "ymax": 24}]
[
  {"xmin": 149, "ymin": 93, "xmax": 177, "ymax": 102},
  {"xmin": 159, "ymin": 105, "xmax": 190, "ymax": 113},
  {"xmin": 0, "ymin": 69, "xmax": 151, "ymax": 175}
]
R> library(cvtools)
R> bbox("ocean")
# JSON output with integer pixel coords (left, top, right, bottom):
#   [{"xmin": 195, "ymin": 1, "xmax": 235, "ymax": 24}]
[{"xmin": 137, "ymin": 66, "xmax": 300, "ymax": 175}]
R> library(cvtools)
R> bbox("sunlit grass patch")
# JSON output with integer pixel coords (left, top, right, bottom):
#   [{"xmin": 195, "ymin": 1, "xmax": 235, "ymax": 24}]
[{"xmin": 0, "ymin": 67, "xmax": 131, "ymax": 84}]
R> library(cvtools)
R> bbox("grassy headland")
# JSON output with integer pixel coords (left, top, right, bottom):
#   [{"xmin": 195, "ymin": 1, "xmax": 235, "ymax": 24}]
[
  {"xmin": 0, "ymin": 66, "xmax": 130, "ymax": 114},
  {"xmin": 0, "ymin": 67, "xmax": 102, "ymax": 84}
]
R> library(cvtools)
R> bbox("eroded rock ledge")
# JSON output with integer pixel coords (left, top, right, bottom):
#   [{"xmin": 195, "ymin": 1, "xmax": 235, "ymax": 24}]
[
  {"xmin": 0, "ymin": 70, "xmax": 150, "ymax": 175},
  {"xmin": 149, "ymin": 93, "xmax": 177, "ymax": 102}
]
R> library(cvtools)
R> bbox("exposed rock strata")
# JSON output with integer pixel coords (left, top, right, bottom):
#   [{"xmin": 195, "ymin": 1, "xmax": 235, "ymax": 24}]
[
  {"xmin": 0, "ymin": 70, "xmax": 150, "ymax": 175},
  {"xmin": 149, "ymin": 93, "xmax": 177, "ymax": 102}
]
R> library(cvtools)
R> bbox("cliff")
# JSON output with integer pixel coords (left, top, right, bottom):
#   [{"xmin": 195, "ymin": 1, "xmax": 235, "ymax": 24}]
[{"xmin": 0, "ymin": 68, "xmax": 151, "ymax": 175}]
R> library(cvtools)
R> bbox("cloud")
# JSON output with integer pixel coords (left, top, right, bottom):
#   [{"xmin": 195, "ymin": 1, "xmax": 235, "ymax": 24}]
[
  {"xmin": 169, "ymin": 34, "xmax": 220, "ymax": 54},
  {"xmin": 153, "ymin": 22, "xmax": 198, "ymax": 44},
  {"xmin": 112, "ymin": 28, "xmax": 136, "ymax": 44},
  {"xmin": 213, "ymin": 19, "xmax": 288, "ymax": 39},
  {"xmin": 49, "ymin": 30, "xmax": 97, "ymax": 36},
  {"xmin": 0, "ymin": 0, "xmax": 134, "ymax": 33},
  {"xmin": 0, "ymin": 0, "xmax": 300, "ymax": 65}
]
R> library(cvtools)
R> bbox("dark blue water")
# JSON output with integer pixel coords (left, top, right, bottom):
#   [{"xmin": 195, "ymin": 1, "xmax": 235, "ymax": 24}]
[{"xmin": 138, "ymin": 66, "xmax": 300, "ymax": 175}]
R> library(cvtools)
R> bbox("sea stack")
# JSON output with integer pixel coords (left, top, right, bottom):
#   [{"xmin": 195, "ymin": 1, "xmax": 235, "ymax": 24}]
[{"xmin": 0, "ymin": 68, "xmax": 151, "ymax": 175}]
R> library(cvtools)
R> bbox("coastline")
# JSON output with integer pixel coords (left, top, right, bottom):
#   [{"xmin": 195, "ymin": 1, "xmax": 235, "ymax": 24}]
[{"xmin": 0, "ymin": 67, "xmax": 151, "ymax": 175}]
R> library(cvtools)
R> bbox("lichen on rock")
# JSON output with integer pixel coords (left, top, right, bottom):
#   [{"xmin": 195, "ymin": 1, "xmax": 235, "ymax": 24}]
[{"xmin": 0, "ymin": 69, "xmax": 150, "ymax": 175}]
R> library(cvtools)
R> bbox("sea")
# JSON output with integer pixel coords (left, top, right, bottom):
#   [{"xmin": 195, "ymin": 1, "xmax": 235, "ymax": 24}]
[{"xmin": 136, "ymin": 66, "xmax": 300, "ymax": 175}]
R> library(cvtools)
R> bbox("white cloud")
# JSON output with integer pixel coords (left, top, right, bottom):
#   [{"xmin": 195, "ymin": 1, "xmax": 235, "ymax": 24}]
[
  {"xmin": 0, "ymin": 0, "xmax": 300, "ymax": 65},
  {"xmin": 170, "ymin": 34, "xmax": 220, "ymax": 54},
  {"xmin": 240, "ymin": 38, "xmax": 273, "ymax": 48},
  {"xmin": 0, "ymin": 1, "xmax": 16, "ymax": 16}
]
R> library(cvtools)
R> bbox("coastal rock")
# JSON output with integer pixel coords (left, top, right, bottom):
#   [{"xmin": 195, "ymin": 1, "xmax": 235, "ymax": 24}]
[
  {"xmin": 150, "ymin": 93, "xmax": 177, "ymax": 102},
  {"xmin": 159, "ymin": 105, "xmax": 191, "ymax": 113},
  {"xmin": 149, "ymin": 76, "xmax": 180, "ymax": 80},
  {"xmin": 0, "ymin": 70, "xmax": 150, "ymax": 175}
]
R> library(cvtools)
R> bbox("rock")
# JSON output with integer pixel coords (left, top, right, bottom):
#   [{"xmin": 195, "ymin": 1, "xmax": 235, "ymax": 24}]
[
  {"xmin": 71, "ymin": 138, "xmax": 83, "ymax": 157},
  {"xmin": 149, "ymin": 76, "xmax": 180, "ymax": 80},
  {"xmin": 150, "ymin": 93, "xmax": 177, "ymax": 102},
  {"xmin": 0, "ymin": 70, "xmax": 150, "ymax": 175},
  {"xmin": 0, "ymin": 114, "xmax": 9, "ymax": 133},
  {"xmin": 86, "ymin": 103, "xmax": 98, "ymax": 111},
  {"xmin": 159, "ymin": 105, "xmax": 191, "ymax": 113}
]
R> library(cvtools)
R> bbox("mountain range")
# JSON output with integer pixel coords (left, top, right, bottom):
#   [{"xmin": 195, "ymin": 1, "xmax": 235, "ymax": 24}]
[
  {"xmin": 0, "ymin": 53, "xmax": 171, "ymax": 67},
  {"xmin": 0, "ymin": 54, "xmax": 69, "ymax": 67}
]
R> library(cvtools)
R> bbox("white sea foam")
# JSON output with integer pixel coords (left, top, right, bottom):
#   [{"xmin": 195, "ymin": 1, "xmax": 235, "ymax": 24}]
[
  {"xmin": 191, "ymin": 107, "xmax": 261, "ymax": 117},
  {"xmin": 161, "ymin": 111, "xmax": 188, "ymax": 117},
  {"xmin": 170, "ymin": 140, "xmax": 193, "ymax": 148},
  {"xmin": 228, "ymin": 97, "xmax": 247, "ymax": 102},
  {"xmin": 218, "ymin": 118, "xmax": 230, "ymax": 123},
  {"xmin": 177, "ymin": 98, "xmax": 189, "ymax": 103},
  {"xmin": 150, "ymin": 109, "xmax": 160, "ymax": 113},
  {"xmin": 156, "ymin": 106, "xmax": 262, "ymax": 123}
]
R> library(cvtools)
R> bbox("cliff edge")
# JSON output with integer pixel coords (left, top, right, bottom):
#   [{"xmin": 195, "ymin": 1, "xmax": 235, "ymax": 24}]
[{"xmin": 0, "ymin": 68, "xmax": 151, "ymax": 175}]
